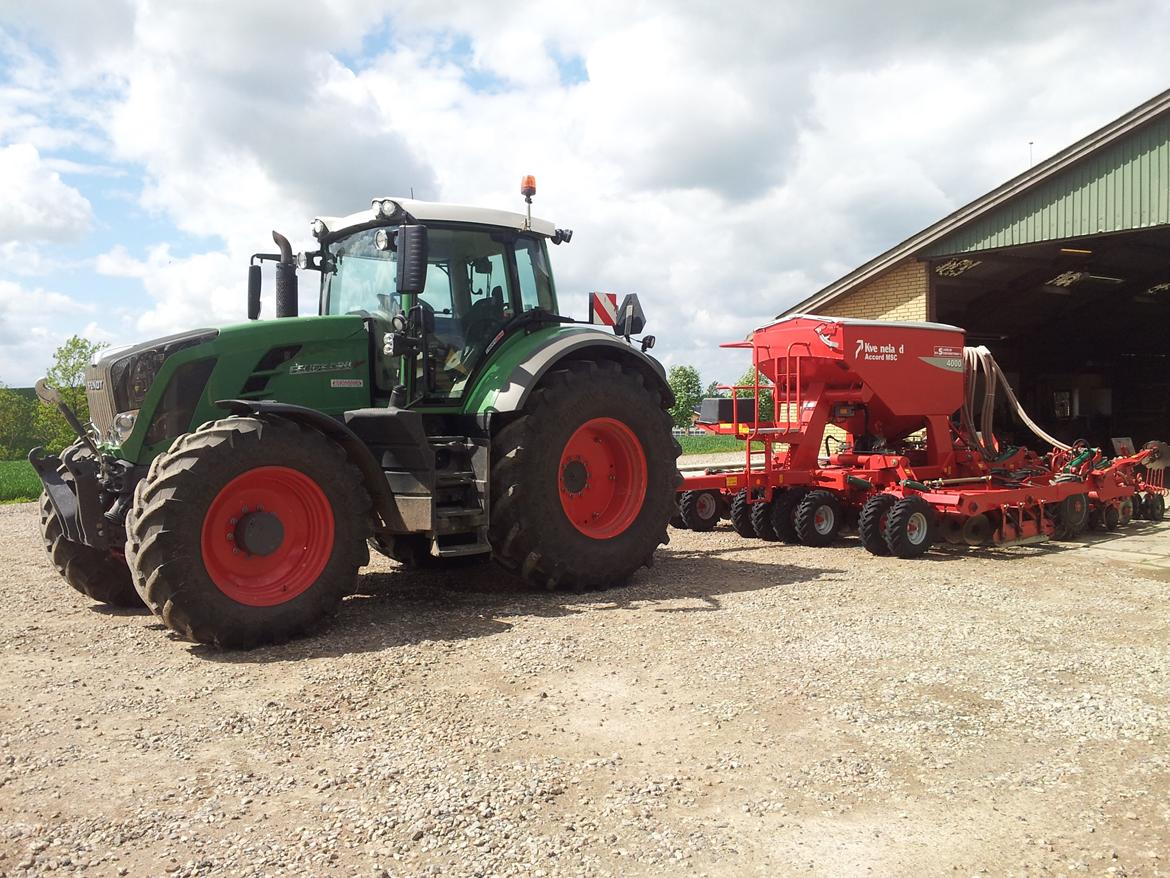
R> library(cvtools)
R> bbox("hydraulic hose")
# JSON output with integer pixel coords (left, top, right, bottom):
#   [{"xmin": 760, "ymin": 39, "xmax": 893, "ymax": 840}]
[{"xmin": 961, "ymin": 345, "xmax": 1071, "ymax": 458}]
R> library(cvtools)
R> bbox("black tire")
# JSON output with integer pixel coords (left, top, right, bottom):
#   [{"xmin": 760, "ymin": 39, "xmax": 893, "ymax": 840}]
[
  {"xmin": 1052, "ymin": 493, "xmax": 1090, "ymax": 540},
  {"xmin": 751, "ymin": 494, "xmax": 780, "ymax": 541},
  {"xmin": 1101, "ymin": 504, "xmax": 1120, "ymax": 531},
  {"xmin": 769, "ymin": 487, "xmax": 808, "ymax": 543},
  {"xmin": 679, "ymin": 490, "xmax": 720, "ymax": 532},
  {"xmin": 39, "ymin": 494, "xmax": 141, "ymax": 607},
  {"xmin": 1118, "ymin": 497, "xmax": 1134, "ymax": 527},
  {"xmin": 859, "ymin": 494, "xmax": 895, "ymax": 555},
  {"xmin": 488, "ymin": 360, "xmax": 680, "ymax": 592},
  {"xmin": 125, "ymin": 416, "xmax": 371, "ymax": 648},
  {"xmin": 729, "ymin": 490, "xmax": 756, "ymax": 538},
  {"xmin": 884, "ymin": 496, "xmax": 936, "ymax": 559},
  {"xmin": 1149, "ymin": 494, "xmax": 1166, "ymax": 522},
  {"xmin": 793, "ymin": 490, "xmax": 843, "ymax": 547},
  {"xmin": 1132, "ymin": 493, "xmax": 1147, "ymax": 520}
]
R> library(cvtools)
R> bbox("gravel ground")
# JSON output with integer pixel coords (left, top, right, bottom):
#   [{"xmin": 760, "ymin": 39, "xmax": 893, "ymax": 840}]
[{"xmin": 1, "ymin": 498, "xmax": 1168, "ymax": 877}]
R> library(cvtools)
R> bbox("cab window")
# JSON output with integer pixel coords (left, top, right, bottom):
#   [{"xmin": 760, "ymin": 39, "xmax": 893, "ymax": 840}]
[{"xmin": 515, "ymin": 236, "xmax": 555, "ymax": 312}]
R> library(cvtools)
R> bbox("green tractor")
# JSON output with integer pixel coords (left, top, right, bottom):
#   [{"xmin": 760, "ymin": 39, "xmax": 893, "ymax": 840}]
[{"xmin": 31, "ymin": 183, "xmax": 680, "ymax": 648}]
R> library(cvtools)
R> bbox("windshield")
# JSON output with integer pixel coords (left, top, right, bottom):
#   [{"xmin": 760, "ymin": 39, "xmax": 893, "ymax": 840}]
[{"xmin": 323, "ymin": 227, "xmax": 404, "ymax": 320}]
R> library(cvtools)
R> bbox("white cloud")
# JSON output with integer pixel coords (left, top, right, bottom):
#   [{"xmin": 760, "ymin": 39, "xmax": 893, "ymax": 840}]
[
  {"xmin": 0, "ymin": 143, "xmax": 94, "ymax": 243},
  {"xmin": 95, "ymin": 244, "xmax": 250, "ymax": 336},
  {"xmin": 5, "ymin": 0, "xmax": 1170, "ymax": 387},
  {"xmin": 0, "ymin": 280, "xmax": 96, "ymax": 384}
]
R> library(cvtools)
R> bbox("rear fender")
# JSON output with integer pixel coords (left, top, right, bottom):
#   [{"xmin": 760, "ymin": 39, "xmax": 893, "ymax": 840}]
[{"xmin": 469, "ymin": 332, "xmax": 673, "ymax": 426}]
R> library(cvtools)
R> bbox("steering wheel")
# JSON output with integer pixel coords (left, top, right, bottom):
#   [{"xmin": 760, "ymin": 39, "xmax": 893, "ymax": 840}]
[{"xmin": 461, "ymin": 288, "xmax": 505, "ymax": 358}]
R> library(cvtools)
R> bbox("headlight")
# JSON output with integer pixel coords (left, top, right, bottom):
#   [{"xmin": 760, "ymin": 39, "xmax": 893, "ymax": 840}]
[
  {"xmin": 112, "ymin": 410, "xmax": 138, "ymax": 443},
  {"xmin": 311, "ymin": 218, "xmax": 327, "ymax": 238},
  {"xmin": 374, "ymin": 228, "xmax": 393, "ymax": 251},
  {"xmin": 379, "ymin": 199, "xmax": 401, "ymax": 220},
  {"xmin": 108, "ymin": 330, "xmax": 218, "ymax": 413}
]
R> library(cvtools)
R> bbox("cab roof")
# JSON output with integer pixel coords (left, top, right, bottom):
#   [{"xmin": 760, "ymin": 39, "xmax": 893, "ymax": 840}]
[{"xmin": 314, "ymin": 197, "xmax": 558, "ymax": 239}]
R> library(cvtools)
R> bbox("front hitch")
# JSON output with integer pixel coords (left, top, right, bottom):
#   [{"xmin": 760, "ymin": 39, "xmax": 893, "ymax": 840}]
[{"xmin": 28, "ymin": 444, "xmax": 111, "ymax": 550}]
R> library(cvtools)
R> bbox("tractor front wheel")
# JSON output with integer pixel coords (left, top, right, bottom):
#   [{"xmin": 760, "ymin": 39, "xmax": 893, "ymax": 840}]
[
  {"xmin": 489, "ymin": 361, "xmax": 680, "ymax": 592},
  {"xmin": 125, "ymin": 416, "xmax": 371, "ymax": 648},
  {"xmin": 39, "ymin": 495, "xmax": 141, "ymax": 607}
]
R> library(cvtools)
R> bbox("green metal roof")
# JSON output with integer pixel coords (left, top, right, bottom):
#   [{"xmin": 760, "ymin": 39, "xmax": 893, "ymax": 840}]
[
  {"xmin": 782, "ymin": 88, "xmax": 1170, "ymax": 317},
  {"xmin": 924, "ymin": 114, "xmax": 1170, "ymax": 256}
]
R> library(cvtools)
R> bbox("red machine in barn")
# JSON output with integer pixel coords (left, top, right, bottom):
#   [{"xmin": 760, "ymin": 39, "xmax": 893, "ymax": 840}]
[{"xmin": 676, "ymin": 315, "xmax": 1167, "ymax": 557}]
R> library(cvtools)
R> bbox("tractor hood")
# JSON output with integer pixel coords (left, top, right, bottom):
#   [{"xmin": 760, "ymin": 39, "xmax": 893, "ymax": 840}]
[{"xmin": 85, "ymin": 315, "xmax": 370, "ymax": 461}]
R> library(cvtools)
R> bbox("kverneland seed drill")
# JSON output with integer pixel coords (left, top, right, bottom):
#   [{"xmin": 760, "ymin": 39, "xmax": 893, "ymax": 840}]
[
  {"xmin": 675, "ymin": 315, "xmax": 1166, "ymax": 556},
  {"xmin": 31, "ymin": 179, "xmax": 680, "ymax": 647}
]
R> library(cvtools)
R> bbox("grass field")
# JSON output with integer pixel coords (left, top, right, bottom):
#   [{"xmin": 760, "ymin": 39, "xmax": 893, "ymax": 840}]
[
  {"xmin": 677, "ymin": 434, "xmax": 746, "ymax": 455},
  {"xmin": 0, "ymin": 461, "xmax": 40, "ymax": 504}
]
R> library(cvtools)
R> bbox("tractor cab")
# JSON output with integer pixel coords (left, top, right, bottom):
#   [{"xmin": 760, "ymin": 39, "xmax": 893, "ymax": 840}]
[
  {"xmin": 250, "ymin": 185, "xmax": 576, "ymax": 410},
  {"xmin": 317, "ymin": 210, "xmax": 560, "ymax": 402}
]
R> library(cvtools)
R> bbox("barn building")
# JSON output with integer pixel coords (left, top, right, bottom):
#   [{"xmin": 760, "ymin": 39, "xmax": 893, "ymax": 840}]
[{"xmin": 781, "ymin": 89, "xmax": 1170, "ymax": 448}]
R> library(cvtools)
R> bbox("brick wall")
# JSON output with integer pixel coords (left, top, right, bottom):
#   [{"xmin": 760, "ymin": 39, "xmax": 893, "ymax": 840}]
[{"xmin": 818, "ymin": 258, "xmax": 928, "ymax": 322}]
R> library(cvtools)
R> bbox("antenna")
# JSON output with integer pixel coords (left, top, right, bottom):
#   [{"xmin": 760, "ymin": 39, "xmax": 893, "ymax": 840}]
[
  {"xmin": 410, "ymin": 186, "xmax": 415, "ymax": 199},
  {"xmin": 1028, "ymin": 141, "xmax": 1034, "ymax": 168}
]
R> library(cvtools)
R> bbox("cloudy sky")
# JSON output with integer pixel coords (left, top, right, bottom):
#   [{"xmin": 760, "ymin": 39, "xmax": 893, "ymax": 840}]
[{"xmin": 2, "ymin": 1, "xmax": 1169, "ymax": 387}]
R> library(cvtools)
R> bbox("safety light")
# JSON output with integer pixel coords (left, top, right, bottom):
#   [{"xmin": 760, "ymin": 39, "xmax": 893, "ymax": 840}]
[{"xmin": 520, "ymin": 175, "xmax": 536, "ymax": 198}]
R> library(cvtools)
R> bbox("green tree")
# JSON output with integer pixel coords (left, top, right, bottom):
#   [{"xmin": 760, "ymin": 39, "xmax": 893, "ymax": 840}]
[
  {"xmin": 0, "ymin": 385, "xmax": 38, "ymax": 459},
  {"xmin": 734, "ymin": 366, "xmax": 774, "ymax": 423},
  {"xmin": 703, "ymin": 380, "xmax": 726, "ymax": 399},
  {"xmin": 667, "ymin": 364, "xmax": 703, "ymax": 428},
  {"xmin": 36, "ymin": 336, "xmax": 108, "ymax": 453}
]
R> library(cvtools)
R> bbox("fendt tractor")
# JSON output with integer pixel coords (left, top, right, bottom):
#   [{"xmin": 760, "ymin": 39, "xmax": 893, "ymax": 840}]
[{"xmin": 31, "ymin": 180, "xmax": 681, "ymax": 648}]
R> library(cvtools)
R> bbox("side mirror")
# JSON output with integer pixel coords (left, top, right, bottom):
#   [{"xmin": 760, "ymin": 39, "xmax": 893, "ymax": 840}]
[
  {"xmin": 247, "ymin": 265, "xmax": 262, "ymax": 320},
  {"xmin": 396, "ymin": 224, "xmax": 429, "ymax": 295},
  {"xmin": 615, "ymin": 293, "xmax": 646, "ymax": 337},
  {"xmin": 407, "ymin": 302, "xmax": 435, "ymax": 335}
]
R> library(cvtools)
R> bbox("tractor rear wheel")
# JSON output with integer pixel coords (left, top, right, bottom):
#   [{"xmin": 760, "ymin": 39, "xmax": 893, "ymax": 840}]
[
  {"xmin": 488, "ymin": 361, "xmax": 680, "ymax": 592},
  {"xmin": 884, "ymin": 496, "xmax": 935, "ymax": 558},
  {"xmin": 858, "ymin": 494, "xmax": 895, "ymax": 555},
  {"xmin": 793, "ymin": 490, "xmax": 842, "ymax": 547},
  {"xmin": 729, "ymin": 490, "xmax": 756, "ymax": 537},
  {"xmin": 125, "ymin": 416, "xmax": 371, "ymax": 648},
  {"xmin": 769, "ymin": 487, "xmax": 808, "ymax": 543},
  {"xmin": 39, "ymin": 494, "xmax": 141, "ymax": 607},
  {"xmin": 679, "ymin": 490, "xmax": 720, "ymax": 531}
]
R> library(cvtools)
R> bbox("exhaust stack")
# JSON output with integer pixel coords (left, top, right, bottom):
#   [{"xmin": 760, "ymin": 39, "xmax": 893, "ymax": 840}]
[{"xmin": 272, "ymin": 230, "xmax": 298, "ymax": 318}]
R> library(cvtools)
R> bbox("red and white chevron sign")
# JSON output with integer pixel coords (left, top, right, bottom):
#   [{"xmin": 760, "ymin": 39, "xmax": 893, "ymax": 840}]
[{"xmin": 589, "ymin": 292, "xmax": 618, "ymax": 326}]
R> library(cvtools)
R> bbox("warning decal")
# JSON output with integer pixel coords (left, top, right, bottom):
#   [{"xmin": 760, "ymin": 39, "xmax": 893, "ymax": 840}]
[{"xmin": 589, "ymin": 292, "xmax": 618, "ymax": 326}]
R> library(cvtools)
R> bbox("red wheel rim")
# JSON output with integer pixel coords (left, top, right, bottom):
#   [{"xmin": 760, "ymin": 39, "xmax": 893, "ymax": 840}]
[
  {"xmin": 558, "ymin": 417, "xmax": 648, "ymax": 539},
  {"xmin": 200, "ymin": 466, "xmax": 335, "ymax": 607}
]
